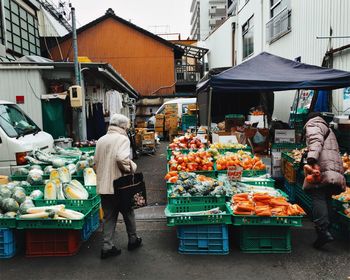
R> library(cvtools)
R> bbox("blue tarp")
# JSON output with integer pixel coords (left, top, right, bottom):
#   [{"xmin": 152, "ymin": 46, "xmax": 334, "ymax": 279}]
[{"xmin": 196, "ymin": 52, "xmax": 350, "ymax": 93}]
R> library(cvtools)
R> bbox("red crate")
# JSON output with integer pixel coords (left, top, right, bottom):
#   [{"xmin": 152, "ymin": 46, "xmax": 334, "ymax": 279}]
[{"xmin": 25, "ymin": 229, "xmax": 81, "ymax": 257}]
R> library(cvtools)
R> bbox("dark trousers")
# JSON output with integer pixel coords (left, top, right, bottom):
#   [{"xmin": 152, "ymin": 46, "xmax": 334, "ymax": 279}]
[
  {"xmin": 309, "ymin": 187, "xmax": 334, "ymax": 231},
  {"xmin": 101, "ymin": 195, "xmax": 137, "ymax": 251}
]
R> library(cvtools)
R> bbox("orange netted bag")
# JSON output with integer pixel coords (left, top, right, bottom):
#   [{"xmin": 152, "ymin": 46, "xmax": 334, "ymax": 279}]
[
  {"xmin": 269, "ymin": 197, "xmax": 290, "ymax": 207},
  {"xmin": 271, "ymin": 206, "xmax": 288, "ymax": 216},
  {"xmin": 255, "ymin": 205, "xmax": 272, "ymax": 217},
  {"xmin": 235, "ymin": 201, "xmax": 255, "ymax": 212}
]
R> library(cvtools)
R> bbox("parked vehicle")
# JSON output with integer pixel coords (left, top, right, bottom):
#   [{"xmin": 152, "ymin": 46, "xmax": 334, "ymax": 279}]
[
  {"xmin": 0, "ymin": 100, "xmax": 54, "ymax": 175},
  {"xmin": 148, "ymin": 98, "xmax": 197, "ymax": 127}
]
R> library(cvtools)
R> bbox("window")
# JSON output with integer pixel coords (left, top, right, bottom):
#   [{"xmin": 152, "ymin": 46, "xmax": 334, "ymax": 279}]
[
  {"xmin": 4, "ymin": 0, "xmax": 40, "ymax": 56},
  {"xmin": 242, "ymin": 16, "xmax": 254, "ymax": 59},
  {"xmin": 266, "ymin": 0, "xmax": 291, "ymax": 43},
  {"xmin": 270, "ymin": 0, "xmax": 289, "ymax": 18},
  {"xmin": 0, "ymin": 104, "xmax": 38, "ymax": 138}
]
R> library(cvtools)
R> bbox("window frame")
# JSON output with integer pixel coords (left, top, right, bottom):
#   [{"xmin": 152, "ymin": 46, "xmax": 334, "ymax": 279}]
[
  {"xmin": 4, "ymin": 0, "xmax": 40, "ymax": 56},
  {"xmin": 242, "ymin": 15, "xmax": 254, "ymax": 60}
]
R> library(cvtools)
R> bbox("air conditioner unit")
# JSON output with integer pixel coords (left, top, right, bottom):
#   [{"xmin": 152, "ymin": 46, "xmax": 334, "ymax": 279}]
[
  {"xmin": 175, "ymin": 59, "xmax": 183, "ymax": 66},
  {"xmin": 187, "ymin": 72, "xmax": 200, "ymax": 82},
  {"xmin": 209, "ymin": 7, "xmax": 216, "ymax": 14}
]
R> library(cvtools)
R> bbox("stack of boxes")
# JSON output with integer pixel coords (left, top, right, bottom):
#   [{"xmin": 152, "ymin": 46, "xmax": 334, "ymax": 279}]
[
  {"xmin": 165, "ymin": 104, "xmax": 179, "ymax": 136},
  {"xmin": 155, "ymin": 114, "xmax": 165, "ymax": 138}
]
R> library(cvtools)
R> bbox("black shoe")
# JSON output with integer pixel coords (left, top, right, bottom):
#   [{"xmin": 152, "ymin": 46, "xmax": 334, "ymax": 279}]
[
  {"xmin": 101, "ymin": 246, "xmax": 121, "ymax": 259},
  {"xmin": 313, "ymin": 230, "xmax": 334, "ymax": 249},
  {"xmin": 128, "ymin": 237, "xmax": 142, "ymax": 251}
]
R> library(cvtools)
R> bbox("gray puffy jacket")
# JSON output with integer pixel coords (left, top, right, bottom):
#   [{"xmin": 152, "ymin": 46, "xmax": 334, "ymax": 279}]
[{"xmin": 304, "ymin": 116, "xmax": 346, "ymax": 191}]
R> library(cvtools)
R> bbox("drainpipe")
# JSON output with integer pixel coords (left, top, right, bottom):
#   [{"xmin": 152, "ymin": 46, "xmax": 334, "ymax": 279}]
[{"xmin": 260, "ymin": 0, "xmax": 264, "ymax": 52}]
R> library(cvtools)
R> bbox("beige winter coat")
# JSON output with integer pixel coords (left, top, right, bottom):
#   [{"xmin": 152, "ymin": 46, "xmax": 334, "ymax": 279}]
[
  {"xmin": 304, "ymin": 116, "xmax": 346, "ymax": 192},
  {"xmin": 94, "ymin": 125, "xmax": 137, "ymax": 195}
]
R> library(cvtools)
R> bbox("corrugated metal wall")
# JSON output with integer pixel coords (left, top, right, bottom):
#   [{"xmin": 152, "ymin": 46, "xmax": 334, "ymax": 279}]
[
  {"xmin": 50, "ymin": 18, "xmax": 176, "ymax": 96},
  {"xmin": 0, "ymin": 69, "xmax": 45, "ymax": 128}
]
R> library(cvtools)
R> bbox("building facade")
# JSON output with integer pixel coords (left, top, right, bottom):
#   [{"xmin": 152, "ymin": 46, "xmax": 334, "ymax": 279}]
[
  {"xmin": 200, "ymin": 0, "xmax": 350, "ymax": 121},
  {"xmin": 0, "ymin": 0, "xmax": 70, "ymax": 61},
  {"xmin": 190, "ymin": 0, "xmax": 227, "ymax": 40}
]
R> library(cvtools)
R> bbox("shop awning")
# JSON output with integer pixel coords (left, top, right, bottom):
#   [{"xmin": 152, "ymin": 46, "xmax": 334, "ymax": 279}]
[{"xmin": 197, "ymin": 52, "xmax": 350, "ymax": 93}]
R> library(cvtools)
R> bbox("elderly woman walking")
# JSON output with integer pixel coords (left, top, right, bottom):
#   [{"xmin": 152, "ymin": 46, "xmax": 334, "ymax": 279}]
[
  {"xmin": 94, "ymin": 113, "xmax": 142, "ymax": 259},
  {"xmin": 304, "ymin": 112, "xmax": 346, "ymax": 249}
]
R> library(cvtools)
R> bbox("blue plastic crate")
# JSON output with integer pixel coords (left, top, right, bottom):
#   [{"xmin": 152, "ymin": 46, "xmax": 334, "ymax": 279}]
[
  {"xmin": 0, "ymin": 228, "xmax": 16, "ymax": 258},
  {"xmin": 284, "ymin": 181, "xmax": 296, "ymax": 203},
  {"xmin": 82, "ymin": 206, "xmax": 100, "ymax": 241},
  {"xmin": 177, "ymin": 224, "xmax": 229, "ymax": 255}
]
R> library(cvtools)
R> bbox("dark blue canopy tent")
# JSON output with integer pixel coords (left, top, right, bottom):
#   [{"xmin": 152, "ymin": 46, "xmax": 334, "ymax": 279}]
[{"xmin": 196, "ymin": 52, "xmax": 350, "ymax": 125}]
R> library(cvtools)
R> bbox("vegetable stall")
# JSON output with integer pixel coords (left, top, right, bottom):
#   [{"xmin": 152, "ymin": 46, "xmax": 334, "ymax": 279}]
[
  {"xmin": 164, "ymin": 134, "xmax": 306, "ymax": 254},
  {"xmin": 0, "ymin": 147, "xmax": 99, "ymax": 258}
]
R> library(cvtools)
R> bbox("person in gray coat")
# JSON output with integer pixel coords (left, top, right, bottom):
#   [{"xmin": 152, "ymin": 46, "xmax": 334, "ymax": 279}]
[
  {"xmin": 304, "ymin": 112, "xmax": 346, "ymax": 249},
  {"xmin": 95, "ymin": 114, "xmax": 142, "ymax": 259}
]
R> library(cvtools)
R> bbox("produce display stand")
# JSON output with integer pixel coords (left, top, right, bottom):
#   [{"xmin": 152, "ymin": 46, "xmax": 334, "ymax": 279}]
[
  {"xmin": 0, "ymin": 147, "xmax": 101, "ymax": 258},
  {"xmin": 165, "ymin": 140, "xmax": 307, "ymax": 254}
]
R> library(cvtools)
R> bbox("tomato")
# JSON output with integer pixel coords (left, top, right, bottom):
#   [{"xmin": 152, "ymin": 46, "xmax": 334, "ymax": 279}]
[
  {"xmin": 208, "ymin": 166, "xmax": 213, "ymax": 171},
  {"xmin": 216, "ymin": 164, "xmax": 222, "ymax": 170},
  {"xmin": 177, "ymin": 157, "xmax": 184, "ymax": 164},
  {"xmin": 177, "ymin": 165, "xmax": 182, "ymax": 171}
]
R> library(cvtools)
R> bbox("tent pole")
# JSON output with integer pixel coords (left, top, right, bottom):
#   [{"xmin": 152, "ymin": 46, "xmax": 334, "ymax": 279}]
[
  {"xmin": 309, "ymin": 89, "xmax": 319, "ymax": 112},
  {"xmin": 207, "ymin": 87, "xmax": 213, "ymax": 133},
  {"xmin": 293, "ymin": 89, "xmax": 301, "ymax": 127}
]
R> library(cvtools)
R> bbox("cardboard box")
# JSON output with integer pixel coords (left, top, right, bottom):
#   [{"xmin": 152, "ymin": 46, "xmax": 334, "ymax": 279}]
[
  {"xmin": 155, "ymin": 113, "xmax": 164, "ymax": 120},
  {"xmin": 274, "ymin": 129, "xmax": 296, "ymax": 143},
  {"xmin": 155, "ymin": 118, "xmax": 164, "ymax": 128},
  {"xmin": 165, "ymin": 117, "xmax": 178, "ymax": 130},
  {"xmin": 136, "ymin": 121, "xmax": 147, "ymax": 128},
  {"xmin": 212, "ymin": 131, "xmax": 238, "ymax": 144},
  {"xmin": 142, "ymin": 132, "xmax": 155, "ymax": 141},
  {"xmin": 155, "ymin": 127, "xmax": 164, "ymax": 132}
]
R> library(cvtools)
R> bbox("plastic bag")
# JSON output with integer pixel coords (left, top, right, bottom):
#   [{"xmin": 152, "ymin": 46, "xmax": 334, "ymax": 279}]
[{"xmin": 253, "ymin": 131, "xmax": 266, "ymax": 144}]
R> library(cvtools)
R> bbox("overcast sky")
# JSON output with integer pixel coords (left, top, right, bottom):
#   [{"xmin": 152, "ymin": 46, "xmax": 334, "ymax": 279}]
[{"xmin": 58, "ymin": 0, "xmax": 192, "ymax": 39}]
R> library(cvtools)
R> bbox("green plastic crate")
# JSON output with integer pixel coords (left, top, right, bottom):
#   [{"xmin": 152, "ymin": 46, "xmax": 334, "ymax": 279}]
[
  {"xmin": 271, "ymin": 143, "xmax": 305, "ymax": 151},
  {"xmin": 238, "ymin": 226, "xmax": 292, "ymax": 253},
  {"xmin": 16, "ymin": 207, "xmax": 91, "ymax": 230},
  {"xmin": 34, "ymin": 194, "xmax": 101, "ymax": 211},
  {"xmin": 331, "ymin": 199, "xmax": 349, "ymax": 211},
  {"xmin": 295, "ymin": 184, "xmax": 312, "ymax": 213},
  {"xmin": 78, "ymin": 147, "xmax": 96, "ymax": 154},
  {"xmin": 23, "ymin": 185, "xmax": 99, "ymax": 211},
  {"xmin": 217, "ymin": 147, "xmax": 252, "ymax": 154},
  {"xmin": 345, "ymin": 174, "xmax": 350, "ymax": 184},
  {"xmin": 165, "ymin": 203, "xmax": 232, "ymax": 226},
  {"xmin": 281, "ymin": 152, "xmax": 301, "ymax": 168},
  {"xmin": 232, "ymin": 214, "xmax": 302, "ymax": 227},
  {"xmin": 167, "ymin": 189, "xmax": 226, "ymax": 205},
  {"xmin": 240, "ymin": 177, "xmax": 275, "ymax": 188},
  {"xmin": 0, "ymin": 218, "xmax": 16, "ymax": 229}
]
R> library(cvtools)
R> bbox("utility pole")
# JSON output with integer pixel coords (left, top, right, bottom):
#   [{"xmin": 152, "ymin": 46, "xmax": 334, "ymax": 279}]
[
  {"xmin": 70, "ymin": 4, "xmax": 86, "ymax": 141},
  {"xmin": 71, "ymin": 6, "xmax": 80, "ymax": 85}
]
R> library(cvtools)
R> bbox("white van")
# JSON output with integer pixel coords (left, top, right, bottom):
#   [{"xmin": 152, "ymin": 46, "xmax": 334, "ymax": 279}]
[
  {"xmin": 0, "ymin": 100, "xmax": 54, "ymax": 175},
  {"xmin": 148, "ymin": 98, "xmax": 197, "ymax": 126}
]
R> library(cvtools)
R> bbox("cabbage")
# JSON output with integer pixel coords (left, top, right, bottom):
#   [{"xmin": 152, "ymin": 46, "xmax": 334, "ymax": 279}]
[
  {"xmin": 30, "ymin": 190, "xmax": 44, "ymax": 200},
  {"xmin": 19, "ymin": 198, "xmax": 35, "ymax": 214},
  {"xmin": 87, "ymin": 156, "xmax": 94, "ymax": 167},
  {"xmin": 12, "ymin": 189, "xmax": 26, "ymax": 204},
  {"xmin": 14, "ymin": 186, "xmax": 25, "ymax": 193},
  {"xmin": 0, "ymin": 187, "xmax": 12, "ymax": 200},
  {"xmin": 27, "ymin": 171, "xmax": 43, "ymax": 185},
  {"xmin": 13, "ymin": 167, "xmax": 29, "ymax": 176},
  {"xmin": 7, "ymin": 181, "xmax": 20, "ymax": 192},
  {"xmin": 29, "ymin": 165, "xmax": 42, "ymax": 171},
  {"xmin": 2, "ymin": 198, "xmax": 19, "ymax": 212},
  {"xmin": 29, "ymin": 169, "xmax": 44, "ymax": 177},
  {"xmin": 20, "ymin": 181, "xmax": 31, "ymax": 187}
]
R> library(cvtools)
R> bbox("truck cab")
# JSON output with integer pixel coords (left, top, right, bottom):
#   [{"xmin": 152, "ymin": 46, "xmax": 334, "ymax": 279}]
[{"xmin": 0, "ymin": 100, "xmax": 54, "ymax": 175}]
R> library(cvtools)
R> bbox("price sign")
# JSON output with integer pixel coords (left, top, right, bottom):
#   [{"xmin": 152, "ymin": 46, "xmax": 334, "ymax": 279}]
[{"xmin": 227, "ymin": 166, "xmax": 243, "ymax": 181}]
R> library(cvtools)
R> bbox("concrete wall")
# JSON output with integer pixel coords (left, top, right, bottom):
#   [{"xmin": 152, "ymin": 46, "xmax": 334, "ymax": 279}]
[
  {"xmin": 0, "ymin": 68, "xmax": 45, "ymax": 128},
  {"xmin": 202, "ymin": 17, "xmax": 235, "ymax": 68}
]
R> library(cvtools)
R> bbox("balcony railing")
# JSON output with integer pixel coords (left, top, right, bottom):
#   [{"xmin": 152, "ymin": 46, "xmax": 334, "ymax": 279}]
[
  {"xmin": 175, "ymin": 64, "xmax": 202, "ymax": 85},
  {"xmin": 266, "ymin": 7, "xmax": 291, "ymax": 44}
]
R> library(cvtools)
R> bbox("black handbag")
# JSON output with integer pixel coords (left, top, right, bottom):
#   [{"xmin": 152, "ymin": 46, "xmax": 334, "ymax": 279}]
[{"xmin": 113, "ymin": 170, "xmax": 147, "ymax": 211}]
